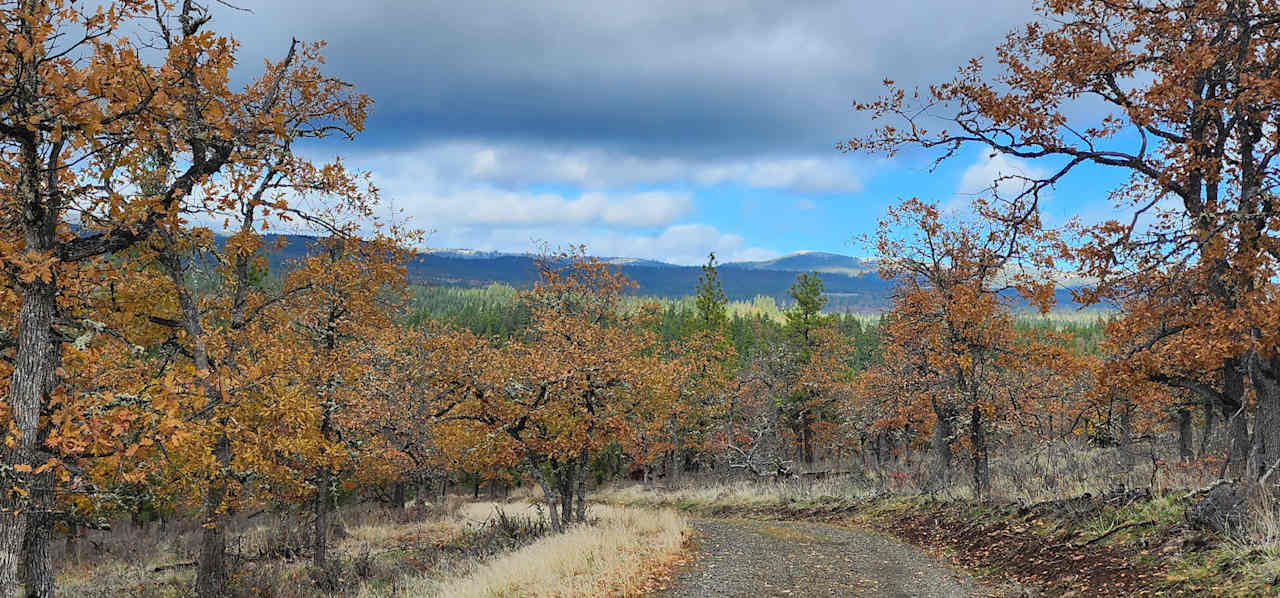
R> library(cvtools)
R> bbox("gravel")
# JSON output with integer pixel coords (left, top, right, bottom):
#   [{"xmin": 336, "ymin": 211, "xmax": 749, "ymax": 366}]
[{"xmin": 660, "ymin": 518, "xmax": 988, "ymax": 598}]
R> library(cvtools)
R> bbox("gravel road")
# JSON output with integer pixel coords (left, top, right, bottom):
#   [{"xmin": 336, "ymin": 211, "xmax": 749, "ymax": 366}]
[{"xmin": 659, "ymin": 518, "xmax": 988, "ymax": 598}]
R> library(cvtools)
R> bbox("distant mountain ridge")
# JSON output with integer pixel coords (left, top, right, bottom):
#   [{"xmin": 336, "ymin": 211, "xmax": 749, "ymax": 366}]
[
  {"xmin": 258, "ymin": 234, "xmax": 1082, "ymax": 313},
  {"xmin": 258, "ymin": 235, "xmax": 892, "ymax": 311},
  {"xmin": 424, "ymin": 248, "xmax": 876, "ymax": 273},
  {"xmin": 721, "ymin": 251, "xmax": 878, "ymax": 276}
]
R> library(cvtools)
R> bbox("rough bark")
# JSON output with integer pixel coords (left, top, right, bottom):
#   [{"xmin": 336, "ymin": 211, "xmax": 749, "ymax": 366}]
[
  {"xmin": 1176, "ymin": 408, "xmax": 1194, "ymax": 463},
  {"xmin": 165, "ymin": 241, "xmax": 233, "ymax": 598},
  {"xmin": 1200, "ymin": 394, "xmax": 1216, "ymax": 459},
  {"xmin": 557, "ymin": 463, "xmax": 573, "ymax": 524},
  {"xmin": 574, "ymin": 452, "xmax": 589, "ymax": 523},
  {"xmin": 0, "ymin": 6, "xmax": 53, "ymax": 592},
  {"xmin": 19, "ymin": 319, "xmax": 61, "ymax": 598},
  {"xmin": 313, "ymin": 467, "xmax": 331, "ymax": 571},
  {"xmin": 1118, "ymin": 398, "xmax": 1135, "ymax": 470},
  {"xmin": 1224, "ymin": 360, "xmax": 1250, "ymax": 480},
  {"xmin": 526, "ymin": 454, "xmax": 562, "ymax": 533},
  {"xmin": 20, "ymin": 470, "xmax": 52, "ymax": 598},
  {"xmin": 392, "ymin": 482, "xmax": 406, "ymax": 509},
  {"xmin": 1225, "ymin": 405, "xmax": 1251, "ymax": 481},
  {"xmin": 926, "ymin": 400, "xmax": 954, "ymax": 492},
  {"xmin": 969, "ymin": 402, "xmax": 989, "ymax": 501},
  {"xmin": 1249, "ymin": 353, "xmax": 1280, "ymax": 479},
  {"xmin": 669, "ymin": 414, "xmax": 683, "ymax": 486},
  {"xmin": 0, "ymin": 282, "xmax": 56, "ymax": 597},
  {"xmin": 801, "ymin": 411, "xmax": 816, "ymax": 467},
  {"xmin": 195, "ymin": 433, "xmax": 231, "ymax": 598}
]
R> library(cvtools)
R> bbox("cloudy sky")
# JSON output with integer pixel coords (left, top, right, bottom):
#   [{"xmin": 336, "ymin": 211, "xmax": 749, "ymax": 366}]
[{"xmin": 213, "ymin": 1, "xmax": 1126, "ymax": 265}]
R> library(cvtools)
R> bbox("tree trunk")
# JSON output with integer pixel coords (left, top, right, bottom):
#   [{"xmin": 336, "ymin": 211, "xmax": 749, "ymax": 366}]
[
  {"xmin": 21, "ymin": 472, "xmax": 52, "ymax": 598},
  {"xmin": 1249, "ymin": 354, "xmax": 1280, "ymax": 479},
  {"xmin": 1224, "ymin": 359, "xmax": 1250, "ymax": 480},
  {"xmin": 313, "ymin": 467, "xmax": 331, "ymax": 571},
  {"xmin": 926, "ymin": 400, "xmax": 954, "ymax": 492},
  {"xmin": 416, "ymin": 480, "xmax": 430, "ymax": 505},
  {"xmin": 1176, "ymin": 408, "xmax": 1194, "ymax": 463},
  {"xmin": 669, "ymin": 414, "xmax": 682, "ymax": 487},
  {"xmin": 1118, "ymin": 398, "xmax": 1134, "ymax": 470},
  {"xmin": 20, "ymin": 328, "xmax": 60, "ymax": 598},
  {"xmin": 195, "ymin": 433, "xmax": 231, "ymax": 598},
  {"xmin": 555, "ymin": 463, "xmax": 571, "ymax": 523},
  {"xmin": 526, "ymin": 454, "xmax": 562, "ymax": 533},
  {"xmin": 725, "ymin": 393, "xmax": 737, "ymax": 473},
  {"xmin": 802, "ymin": 411, "xmax": 815, "ymax": 467},
  {"xmin": 1200, "ymin": 394, "xmax": 1216, "ymax": 459},
  {"xmin": 575, "ymin": 452, "xmax": 589, "ymax": 523},
  {"xmin": 0, "ymin": 282, "xmax": 58, "ymax": 597},
  {"xmin": 969, "ymin": 403, "xmax": 989, "ymax": 501},
  {"xmin": 1225, "ymin": 404, "xmax": 1250, "ymax": 480},
  {"xmin": 392, "ymin": 482, "xmax": 406, "ymax": 509}
]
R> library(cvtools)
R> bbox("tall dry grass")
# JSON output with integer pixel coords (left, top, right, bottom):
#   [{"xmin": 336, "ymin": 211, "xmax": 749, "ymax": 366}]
[
  {"xmin": 54, "ymin": 497, "xmax": 517, "ymax": 598},
  {"xmin": 600, "ymin": 438, "xmax": 1222, "ymax": 512},
  {"xmin": 376, "ymin": 505, "xmax": 688, "ymax": 598}
]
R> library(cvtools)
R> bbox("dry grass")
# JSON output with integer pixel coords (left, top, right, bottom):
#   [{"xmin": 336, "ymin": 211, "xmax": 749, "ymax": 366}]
[
  {"xmin": 595, "ymin": 439, "xmax": 1229, "ymax": 516},
  {"xmin": 52, "ymin": 497, "xmax": 537, "ymax": 598},
  {"xmin": 376, "ymin": 505, "xmax": 689, "ymax": 598},
  {"xmin": 1165, "ymin": 490, "xmax": 1280, "ymax": 595},
  {"xmin": 598, "ymin": 476, "xmax": 877, "ymax": 513},
  {"xmin": 987, "ymin": 439, "xmax": 1221, "ymax": 504}
]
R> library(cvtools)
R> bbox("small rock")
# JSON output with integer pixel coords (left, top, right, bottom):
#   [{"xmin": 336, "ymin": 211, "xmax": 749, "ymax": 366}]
[{"xmin": 1185, "ymin": 482, "xmax": 1248, "ymax": 534}]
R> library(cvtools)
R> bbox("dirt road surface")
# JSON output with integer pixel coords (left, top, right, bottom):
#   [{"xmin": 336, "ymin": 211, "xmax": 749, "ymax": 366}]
[{"xmin": 659, "ymin": 518, "xmax": 989, "ymax": 598}]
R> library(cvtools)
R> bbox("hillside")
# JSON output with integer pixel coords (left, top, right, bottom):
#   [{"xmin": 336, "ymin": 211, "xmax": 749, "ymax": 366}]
[
  {"xmin": 721, "ymin": 251, "xmax": 878, "ymax": 276},
  {"xmin": 261, "ymin": 234, "xmax": 1087, "ymax": 312},
  {"xmin": 257, "ymin": 235, "xmax": 892, "ymax": 311}
]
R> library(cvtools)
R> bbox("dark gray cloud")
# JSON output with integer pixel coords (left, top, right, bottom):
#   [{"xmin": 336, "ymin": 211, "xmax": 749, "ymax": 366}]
[{"xmin": 216, "ymin": 1, "xmax": 1036, "ymax": 158}]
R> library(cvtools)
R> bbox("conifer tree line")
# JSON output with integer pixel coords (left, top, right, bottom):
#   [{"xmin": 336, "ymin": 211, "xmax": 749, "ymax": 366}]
[{"xmin": 3, "ymin": 1, "xmax": 1280, "ymax": 597}]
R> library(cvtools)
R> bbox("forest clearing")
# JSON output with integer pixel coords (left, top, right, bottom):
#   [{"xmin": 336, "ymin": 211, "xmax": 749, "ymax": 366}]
[{"xmin": 6, "ymin": 0, "xmax": 1280, "ymax": 597}]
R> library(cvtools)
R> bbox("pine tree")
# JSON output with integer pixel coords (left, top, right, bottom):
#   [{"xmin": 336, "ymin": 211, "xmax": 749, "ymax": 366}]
[
  {"xmin": 695, "ymin": 252, "xmax": 729, "ymax": 332},
  {"xmin": 786, "ymin": 272, "xmax": 828, "ymax": 358}
]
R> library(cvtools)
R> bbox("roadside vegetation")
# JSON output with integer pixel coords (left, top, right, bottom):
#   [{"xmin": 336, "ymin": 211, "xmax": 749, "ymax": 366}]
[
  {"xmin": 46, "ymin": 498, "xmax": 688, "ymax": 598},
  {"xmin": 410, "ymin": 505, "xmax": 687, "ymax": 598}
]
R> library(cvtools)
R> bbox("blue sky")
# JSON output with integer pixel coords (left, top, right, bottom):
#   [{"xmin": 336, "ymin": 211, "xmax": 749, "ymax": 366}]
[{"xmin": 214, "ymin": 0, "xmax": 1134, "ymax": 265}]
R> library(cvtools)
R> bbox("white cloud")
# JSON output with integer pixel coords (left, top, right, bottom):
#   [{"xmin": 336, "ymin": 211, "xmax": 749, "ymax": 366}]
[
  {"xmin": 958, "ymin": 152, "xmax": 1050, "ymax": 201},
  {"xmin": 424, "ymin": 223, "xmax": 777, "ymax": 266},
  {"xmin": 355, "ymin": 141, "xmax": 864, "ymax": 195},
  {"xmin": 289, "ymin": 141, "xmax": 818, "ymax": 264},
  {"xmin": 793, "ymin": 198, "xmax": 817, "ymax": 211},
  {"xmin": 332, "ymin": 154, "xmax": 776, "ymax": 264},
  {"xmin": 394, "ymin": 186, "xmax": 692, "ymax": 228}
]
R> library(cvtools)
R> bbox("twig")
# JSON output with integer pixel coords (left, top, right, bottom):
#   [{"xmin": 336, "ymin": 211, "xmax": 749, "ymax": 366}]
[
  {"xmin": 1258, "ymin": 456, "xmax": 1280, "ymax": 488},
  {"xmin": 1076, "ymin": 519, "xmax": 1157, "ymax": 547}
]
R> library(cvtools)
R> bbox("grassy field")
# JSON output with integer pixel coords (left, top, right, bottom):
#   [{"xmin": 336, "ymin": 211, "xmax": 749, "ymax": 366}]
[
  {"xmin": 400, "ymin": 505, "xmax": 688, "ymax": 598},
  {"xmin": 52, "ymin": 497, "xmax": 688, "ymax": 598}
]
